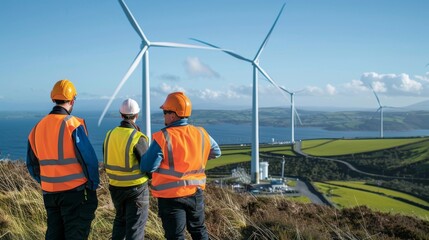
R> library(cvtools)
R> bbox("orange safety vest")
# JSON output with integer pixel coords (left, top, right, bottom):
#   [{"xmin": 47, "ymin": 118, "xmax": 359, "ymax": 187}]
[
  {"xmin": 28, "ymin": 114, "xmax": 87, "ymax": 192},
  {"xmin": 151, "ymin": 125, "xmax": 211, "ymax": 198}
]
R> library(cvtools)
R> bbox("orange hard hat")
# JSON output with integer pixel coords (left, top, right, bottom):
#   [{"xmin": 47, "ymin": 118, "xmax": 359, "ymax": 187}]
[
  {"xmin": 160, "ymin": 92, "xmax": 192, "ymax": 117},
  {"xmin": 50, "ymin": 79, "xmax": 77, "ymax": 101}
]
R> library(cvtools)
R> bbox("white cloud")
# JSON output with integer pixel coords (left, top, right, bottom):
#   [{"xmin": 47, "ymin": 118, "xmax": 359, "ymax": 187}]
[
  {"xmin": 184, "ymin": 57, "xmax": 220, "ymax": 79},
  {"xmin": 303, "ymin": 86, "xmax": 324, "ymax": 96},
  {"xmin": 372, "ymin": 81, "xmax": 387, "ymax": 93},
  {"xmin": 325, "ymin": 84, "xmax": 336, "ymax": 95},
  {"xmin": 414, "ymin": 72, "xmax": 429, "ymax": 82},
  {"xmin": 392, "ymin": 73, "xmax": 422, "ymax": 93},
  {"xmin": 343, "ymin": 79, "xmax": 368, "ymax": 93},
  {"xmin": 360, "ymin": 72, "xmax": 425, "ymax": 96},
  {"xmin": 158, "ymin": 83, "xmax": 186, "ymax": 94},
  {"xmin": 158, "ymin": 74, "xmax": 181, "ymax": 82}
]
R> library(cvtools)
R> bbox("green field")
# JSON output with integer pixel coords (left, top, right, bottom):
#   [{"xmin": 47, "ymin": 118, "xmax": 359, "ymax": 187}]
[
  {"xmin": 327, "ymin": 181, "xmax": 429, "ymax": 207},
  {"xmin": 207, "ymin": 154, "xmax": 250, "ymax": 170},
  {"xmin": 206, "ymin": 139, "xmax": 429, "ymax": 221},
  {"xmin": 301, "ymin": 138, "xmax": 427, "ymax": 156},
  {"xmin": 315, "ymin": 181, "xmax": 429, "ymax": 220}
]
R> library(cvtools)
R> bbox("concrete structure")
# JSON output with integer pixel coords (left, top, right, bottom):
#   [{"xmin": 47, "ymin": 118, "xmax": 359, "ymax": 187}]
[{"xmin": 260, "ymin": 161, "xmax": 269, "ymax": 180}]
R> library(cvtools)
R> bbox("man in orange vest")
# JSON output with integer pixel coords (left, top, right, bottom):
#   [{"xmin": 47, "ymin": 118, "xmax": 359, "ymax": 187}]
[
  {"xmin": 141, "ymin": 92, "xmax": 221, "ymax": 240},
  {"xmin": 103, "ymin": 98, "xmax": 150, "ymax": 239},
  {"xmin": 27, "ymin": 79, "xmax": 99, "ymax": 240}
]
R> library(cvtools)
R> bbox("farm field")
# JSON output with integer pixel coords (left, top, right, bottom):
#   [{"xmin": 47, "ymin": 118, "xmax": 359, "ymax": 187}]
[
  {"xmin": 206, "ymin": 138, "xmax": 429, "ymax": 221},
  {"xmin": 314, "ymin": 181, "xmax": 429, "ymax": 220},
  {"xmin": 300, "ymin": 138, "xmax": 428, "ymax": 156}
]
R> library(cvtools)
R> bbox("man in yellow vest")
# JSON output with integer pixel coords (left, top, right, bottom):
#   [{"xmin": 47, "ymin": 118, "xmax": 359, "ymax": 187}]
[
  {"xmin": 103, "ymin": 98, "xmax": 150, "ymax": 240},
  {"xmin": 141, "ymin": 92, "xmax": 221, "ymax": 240},
  {"xmin": 26, "ymin": 79, "xmax": 99, "ymax": 239}
]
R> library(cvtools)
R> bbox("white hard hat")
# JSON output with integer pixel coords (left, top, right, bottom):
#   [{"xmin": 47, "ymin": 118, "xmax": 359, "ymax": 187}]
[{"xmin": 120, "ymin": 98, "xmax": 140, "ymax": 115}]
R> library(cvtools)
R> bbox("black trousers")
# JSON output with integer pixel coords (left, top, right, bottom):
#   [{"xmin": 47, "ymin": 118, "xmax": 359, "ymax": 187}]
[
  {"xmin": 158, "ymin": 188, "xmax": 208, "ymax": 240},
  {"xmin": 109, "ymin": 183, "xmax": 149, "ymax": 240},
  {"xmin": 43, "ymin": 188, "xmax": 98, "ymax": 240}
]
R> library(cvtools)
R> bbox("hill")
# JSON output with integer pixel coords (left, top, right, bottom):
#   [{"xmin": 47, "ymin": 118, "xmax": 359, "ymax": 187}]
[
  {"xmin": 207, "ymin": 138, "xmax": 429, "ymax": 203},
  {"xmin": 148, "ymin": 108, "xmax": 429, "ymax": 131},
  {"xmin": 1, "ymin": 161, "xmax": 429, "ymax": 240}
]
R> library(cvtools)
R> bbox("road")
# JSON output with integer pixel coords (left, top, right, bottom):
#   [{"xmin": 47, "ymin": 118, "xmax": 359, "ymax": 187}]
[
  {"xmin": 291, "ymin": 141, "xmax": 429, "ymax": 181},
  {"xmin": 292, "ymin": 179, "xmax": 327, "ymax": 205}
]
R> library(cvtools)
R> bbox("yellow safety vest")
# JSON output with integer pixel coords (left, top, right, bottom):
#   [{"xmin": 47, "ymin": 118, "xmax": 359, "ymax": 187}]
[
  {"xmin": 104, "ymin": 127, "xmax": 149, "ymax": 187},
  {"xmin": 151, "ymin": 125, "xmax": 211, "ymax": 198}
]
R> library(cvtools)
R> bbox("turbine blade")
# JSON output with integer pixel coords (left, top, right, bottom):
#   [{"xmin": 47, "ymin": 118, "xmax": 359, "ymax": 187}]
[
  {"xmin": 279, "ymin": 86, "xmax": 292, "ymax": 94},
  {"xmin": 118, "ymin": 0, "xmax": 149, "ymax": 44},
  {"xmin": 368, "ymin": 83, "xmax": 382, "ymax": 107},
  {"xmin": 254, "ymin": 63, "xmax": 288, "ymax": 98},
  {"xmin": 189, "ymin": 38, "xmax": 252, "ymax": 62},
  {"xmin": 372, "ymin": 90, "xmax": 382, "ymax": 107},
  {"xmin": 254, "ymin": 3, "xmax": 286, "ymax": 61},
  {"xmin": 98, "ymin": 46, "xmax": 147, "ymax": 126},
  {"xmin": 151, "ymin": 41, "xmax": 227, "ymax": 51},
  {"xmin": 295, "ymin": 108, "xmax": 303, "ymax": 126}
]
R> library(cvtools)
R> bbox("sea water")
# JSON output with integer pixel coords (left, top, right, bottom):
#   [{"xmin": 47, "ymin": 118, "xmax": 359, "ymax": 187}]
[{"xmin": 2, "ymin": 111, "xmax": 429, "ymax": 161}]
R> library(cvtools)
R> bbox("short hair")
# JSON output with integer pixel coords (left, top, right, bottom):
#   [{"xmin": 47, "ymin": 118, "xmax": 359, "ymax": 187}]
[
  {"xmin": 121, "ymin": 113, "xmax": 137, "ymax": 120},
  {"xmin": 54, "ymin": 99, "xmax": 70, "ymax": 104}
]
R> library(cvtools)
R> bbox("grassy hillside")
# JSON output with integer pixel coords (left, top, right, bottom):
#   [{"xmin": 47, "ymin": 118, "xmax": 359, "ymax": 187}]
[
  {"xmin": 207, "ymin": 138, "xmax": 429, "ymax": 203},
  {"xmin": 314, "ymin": 181, "xmax": 429, "ymax": 220},
  {"xmin": 300, "ymin": 138, "xmax": 427, "ymax": 156},
  {"xmin": 299, "ymin": 138, "xmax": 429, "ymax": 179},
  {"xmin": 1, "ymin": 161, "xmax": 429, "ymax": 240}
]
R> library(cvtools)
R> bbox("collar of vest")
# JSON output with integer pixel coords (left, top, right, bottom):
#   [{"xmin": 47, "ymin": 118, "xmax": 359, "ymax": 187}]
[
  {"xmin": 50, "ymin": 106, "xmax": 70, "ymax": 115},
  {"xmin": 164, "ymin": 118, "xmax": 188, "ymax": 129},
  {"xmin": 120, "ymin": 120, "xmax": 140, "ymax": 131}
]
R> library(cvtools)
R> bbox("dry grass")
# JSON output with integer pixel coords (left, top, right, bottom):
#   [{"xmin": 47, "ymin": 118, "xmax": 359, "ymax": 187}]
[{"xmin": 1, "ymin": 161, "xmax": 428, "ymax": 240}]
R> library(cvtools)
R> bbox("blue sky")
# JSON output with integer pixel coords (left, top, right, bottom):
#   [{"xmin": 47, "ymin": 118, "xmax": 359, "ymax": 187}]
[{"xmin": 1, "ymin": 0, "xmax": 429, "ymax": 113}]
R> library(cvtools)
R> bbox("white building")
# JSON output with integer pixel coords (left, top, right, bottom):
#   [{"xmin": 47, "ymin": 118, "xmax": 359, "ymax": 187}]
[{"xmin": 260, "ymin": 162, "xmax": 269, "ymax": 180}]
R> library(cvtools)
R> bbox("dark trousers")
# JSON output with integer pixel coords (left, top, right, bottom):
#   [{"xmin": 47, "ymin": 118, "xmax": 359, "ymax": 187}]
[
  {"xmin": 109, "ymin": 183, "xmax": 149, "ymax": 240},
  {"xmin": 43, "ymin": 188, "xmax": 98, "ymax": 240},
  {"xmin": 158, "ymin": 188, "xmax": 208, "ymax": 240}
]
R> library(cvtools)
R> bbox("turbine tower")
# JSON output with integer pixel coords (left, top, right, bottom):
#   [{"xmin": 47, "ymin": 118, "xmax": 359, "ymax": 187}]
[
  {"xmin": 192, "ymin": 3, "xmax": 287, "ymax": 184},
  {"xmin": 98, "ymin": 0, "xmax": 222, "ymax": 140},
  {"xmin": 279, "ymin": 86, "xmax": 303, "ymax": 144},
  {"xmin": 369, "ymin": 85, "xmax": 389, "ymax": 138}
]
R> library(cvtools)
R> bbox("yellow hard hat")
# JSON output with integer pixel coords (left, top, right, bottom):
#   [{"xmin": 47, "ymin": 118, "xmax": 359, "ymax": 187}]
[
  {"xmin": 160, "ymin": 92, "xmax": 192, "ymax": 117},
  {"xmin": 50, "ymin": 79, "xmax": 77, "ymax": 101}
]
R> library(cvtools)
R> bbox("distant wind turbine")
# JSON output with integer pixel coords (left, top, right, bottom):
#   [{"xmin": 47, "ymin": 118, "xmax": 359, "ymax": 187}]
[
  {"xmin": 191, "ymin": 3, "xmax": 287, "ymax": 184},
  {"xmin": 279, "ymin": 86, "xmax": 303, "ymax": 144},
  {"xmin": 369, "ymin": 85, "xmax": 395, "ymax": 138},
  {"xmin": 98, "ymin": 0, "xmax": 224, "ymax": 140}
]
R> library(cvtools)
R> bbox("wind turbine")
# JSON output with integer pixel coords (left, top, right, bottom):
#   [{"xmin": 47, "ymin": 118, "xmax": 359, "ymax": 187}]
[
  {"xmin": 369, "ymin": 85, "xmax": 394, "ymax": 138},
  {"xmin": 191, "ymin": 3, "xmax": 287, "ymax": 184},
  {"xmin": 279, "ymin": 86, "xmax": 303, "ymax": 144},
  {"xmin": 98, "ymin": 0, "xmax": 224, "ymax": 140}
]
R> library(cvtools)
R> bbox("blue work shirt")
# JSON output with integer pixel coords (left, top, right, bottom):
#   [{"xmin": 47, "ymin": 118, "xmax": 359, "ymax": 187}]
[{"xmin": 140, "ymin": 118, "xmax": 221, "ymax": 173}]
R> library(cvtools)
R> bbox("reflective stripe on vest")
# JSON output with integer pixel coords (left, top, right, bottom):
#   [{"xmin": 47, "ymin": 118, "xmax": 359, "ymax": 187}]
[
  {"xmin": 30, "ymin": 114, "xmax": 87, "ymax": 192},
  {"xmin": 104, "ymin": 127, "xmax": 148, "ymax": 186},
  {"xmin": 151, "ymin": 125, "xmax": 210, "ymax": 197},
  {"xmin": 151, "ymin": 178, "xmax": 206, "ymax": 191},
  {"xmin": 154, "ymin": 127, "xmax": 206, "ymax": 178}
]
